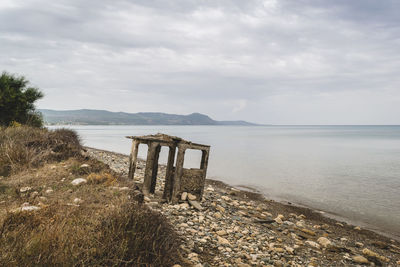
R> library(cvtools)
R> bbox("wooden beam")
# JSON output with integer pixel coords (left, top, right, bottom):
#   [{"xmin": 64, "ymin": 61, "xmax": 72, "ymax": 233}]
[
  {"xmin": 142, "ymin": 142, "xmax": 158, "ymax": 195},
  {"xmin": 128, "ymin": 140, "xmax": 139, "ymax": 180},
  {"xmin": 163, "ymin": 145, "xmax": 176, "ymax": 200},
  {"xmin": 171, "ymin": 145, "xmax": 185, "ymax": 203},
  {"xmin": 150, "ymin": 144, "xmax": 161, "ymax": 194},
  {"xmin": 199, "ymin": 149, "xmax": 210, "ymax": 199}
]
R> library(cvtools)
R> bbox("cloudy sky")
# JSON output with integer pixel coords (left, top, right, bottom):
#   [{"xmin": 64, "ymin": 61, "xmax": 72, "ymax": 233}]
[{"xmin": 1, "ymin": 0, "xmax": 400, "ymax": 124}]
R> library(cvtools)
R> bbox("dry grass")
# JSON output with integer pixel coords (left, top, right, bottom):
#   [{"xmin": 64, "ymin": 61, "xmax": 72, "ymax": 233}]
[
  {"xmin": 0, "ymin": 126, "xmax": 82, "ymax": 176},
  {"xmin": 0, "ymin": 127, "xmax": 184, "ymax": 266},
  {"xmin": 0, "ymin": 201, "xmax": 182, "ymax": 266},
  {"xmin": 87, "ymin": 171, "xmax": 117, "ymax": 186}
]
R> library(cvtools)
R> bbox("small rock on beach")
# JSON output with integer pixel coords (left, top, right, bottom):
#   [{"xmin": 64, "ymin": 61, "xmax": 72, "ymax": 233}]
[{"xmin": 71, "ymin": 178, "xmax": 87, "ymax": 186}]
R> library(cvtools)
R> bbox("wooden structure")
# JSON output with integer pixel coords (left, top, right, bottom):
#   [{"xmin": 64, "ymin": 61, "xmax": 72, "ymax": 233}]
[{"xmin": 126, "ymin": 134, "xmax": 210, "ymax": 203}]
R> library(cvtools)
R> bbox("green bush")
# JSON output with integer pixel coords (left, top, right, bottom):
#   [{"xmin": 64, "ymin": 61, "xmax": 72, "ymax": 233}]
[{"xmin": 0, "ymin": 72, "xmax": 44, "ymax": 127}]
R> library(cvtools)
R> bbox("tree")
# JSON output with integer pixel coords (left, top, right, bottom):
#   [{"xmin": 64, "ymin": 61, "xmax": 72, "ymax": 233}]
[{"xmin": 0, "ymin": 72, "xmax": 44, "ymax": 127}]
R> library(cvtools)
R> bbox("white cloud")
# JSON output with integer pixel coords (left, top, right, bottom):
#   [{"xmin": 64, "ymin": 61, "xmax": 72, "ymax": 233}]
[{"xmin": 1, "ymin": 0, "xmax": 400, "ymax": 124}]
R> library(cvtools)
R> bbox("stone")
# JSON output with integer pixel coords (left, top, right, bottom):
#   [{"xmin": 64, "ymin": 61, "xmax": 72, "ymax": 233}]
[
  {"xmin": 216, "ymin": 205, "xmax": 225, "ymax": 213},
  {"xmin": 73, "ymin": 198, "xmax": 83, "ymax": 204},
  {"xmin": 216, "ymin": 230, "xmax": 227, "ymax": 236},
  {"xmin": 285, "ymin": 246, "xmax": 294, "ymax": 254},
  {"xmin": 178, "ymin": 223, "xmax": 188, "ymax": 228},
  {"xmin": 291, "ymin": 233, "xmax": 299, "ymax": 240},
  {"xmin": 234, "ymin": 258, "xmax": 242, "ymax": 264},
  {"xmin": 198, "ymin": 215, "xmax": 204, "ymax": 223},
  {"xmin": 355, "ymin": 242, "xmax": 364, "ymax": 247},
  {"xmin": 221, "ymin": 195, "xmax": 231, "ymax": 201},
  {"xmin": 362, "ymin": 248, "xmax": 389, "ymax": 262},
  {"xmin": 45, "ymin": 188, "xmax": 54, "ymax": 194},
  {"xmin": 214, "ymin": 212, "xmax": 222, "ymax": 219},
  {"xmin": 305, "ymin": 241, "xmax": 320, "ymax": 249},
  {"xmin": 118, "ymin": 187, "xmax": 130, "ymax": 191},
  {"xmin": 317, "ymin": 237, "xmax": 332, "ymax": 248},
  {"xmin": 352, "ymin": 255, "xmax": 369, "ymax": 264},
  {"xmin": 187, "ymin": 193, "xmax": 197, "ymax": 201},
  {"xmin": 21, "ymin": 205, "xmax": 41, "ymax": 212},
  {"xmin": 321, "ymin": 224, "xmax": 329, "ymax": 230},
  {"xmin": 217, "ymin": 236, "xmax": 230, "ymax": 245},
  {"xmin": 179, "ymin": 202, "xmax": 189, "ymax": 209},
  {"xmin": 181, "ymin": 192, "xmax": 188, "ymax": 201},
  {"xmin": 300, "ymin": 228, "xmax": 316, "ymax": 236},
  {"xmin": 71, "ymin": 178, "xmax": 87, "ymax": 186},
  {"xmin": 187, "ymin": 252, "xmax": 198, "ymax": 260},
  {"xmin": 274, "ymin": 217, "xmax": 283, "ymax": 224},
  {"xmin": 206, "ymin": 186, "xmax": 214, "ymax": 192},
  {"xmin": 172, "ymin": 265, "xmax": 182, "ymax": 267},
  {"xmin": 354, "ymin": 226, "xmax": 361, "ymax": 230},
  {"xmin": 80, "ymin": 164, "xmax": 90, "ymax": 168},
  {"xmin": 284, "ymin": 221, "xmax": 294, "ymax": 226},
  {"xmin": 20, "ymin": 186, "xmax": 32, "ymax": 193},
  {"xmin": 188, "ymin": 200, "xmax": 203, "ymax": 211}
]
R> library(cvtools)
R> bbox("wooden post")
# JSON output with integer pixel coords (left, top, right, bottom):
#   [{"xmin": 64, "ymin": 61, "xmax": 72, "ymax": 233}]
[
  {"xmin": 199, "ymin": 148, "xmax": 210, "ymax": 199},
  {"xmin": 171, "ymin": 144, "xmax": 186, "ymax": 203},
  {"xmin": 200, "ymin": 148, "xmax": 209, "ymax": 170},
  {"xmin": 128, "ymin": 140, "xmax": 139, "ymax": 180},
  {"xmin": 163, "ymin": 145, "xmax": 176, "ymax": 200},
  {"xmin": 143, "ymin": 142, "xmax": 158, "ymax": 195},
  {"xmin": 150, "ymin": 144, "xmax": 161, "ymax": 194}
]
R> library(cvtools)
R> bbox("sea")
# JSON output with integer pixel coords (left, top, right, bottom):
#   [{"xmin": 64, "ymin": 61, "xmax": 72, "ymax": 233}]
[{"xmin": 48, "ymin": 125, "xmax": 400, "ymax": 238}]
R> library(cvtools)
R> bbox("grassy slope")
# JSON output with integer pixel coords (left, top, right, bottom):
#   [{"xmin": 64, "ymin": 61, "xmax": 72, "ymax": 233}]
[{"xmin": 0, "ymin": 126, "xmax": 183, "ymax": 266}]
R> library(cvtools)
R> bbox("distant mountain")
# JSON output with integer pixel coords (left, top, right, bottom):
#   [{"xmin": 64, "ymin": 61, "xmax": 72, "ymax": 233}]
[{"xmin": 39, "ymin": 109, "xmax": 259, "ymax": 126}]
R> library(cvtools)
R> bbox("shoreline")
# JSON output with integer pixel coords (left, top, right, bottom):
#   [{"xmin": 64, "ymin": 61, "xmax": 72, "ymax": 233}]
[
  {"xmin": 85, "ymin": 146, "xmax": 400, "ymax": 266},
  {"xmin": 85, "ymin": 146, "xmax": 400, "ymax": 242},
  {"xmin": 232, "ymin": 183, "xmax": 400, "ymax": 243}
]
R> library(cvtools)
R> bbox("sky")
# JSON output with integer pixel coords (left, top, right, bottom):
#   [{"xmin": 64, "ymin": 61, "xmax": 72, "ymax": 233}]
[{"xmin": 1, "ymin": 0, "xmax": 400, "ymax": 125}]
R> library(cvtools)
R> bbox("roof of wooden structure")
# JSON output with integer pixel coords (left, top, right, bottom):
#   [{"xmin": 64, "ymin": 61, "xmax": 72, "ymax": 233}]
[{"xmin": 126, "ymin": 133, "xmax": 210, "ymax": 148}]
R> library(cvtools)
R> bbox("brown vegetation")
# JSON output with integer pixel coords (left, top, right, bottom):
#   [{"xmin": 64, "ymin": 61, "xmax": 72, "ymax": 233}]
[
  {"xmin": 0, "ymin": 126, "xmax": 183, "ymax": 266},
  {"xmin": 0, "ymin": 126, "xmax": 81, "ymax": 176}
]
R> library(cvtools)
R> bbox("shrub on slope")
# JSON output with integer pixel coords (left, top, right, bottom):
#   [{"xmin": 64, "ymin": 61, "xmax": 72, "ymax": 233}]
[{"xmin": 0, "ymin": 126, "xmax": 81, "ymax": 176}]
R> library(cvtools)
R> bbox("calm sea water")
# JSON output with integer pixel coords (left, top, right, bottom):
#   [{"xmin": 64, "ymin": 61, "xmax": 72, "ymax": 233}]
[{"xmin": 49, "ymin": 125, "xmax": 400, "ymax": 237}]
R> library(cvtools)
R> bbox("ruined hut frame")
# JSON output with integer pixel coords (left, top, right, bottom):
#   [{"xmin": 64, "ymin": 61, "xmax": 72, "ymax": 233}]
[{"xmin": 126, "ymin": 134, "xmax": 210, "ymax": 203}]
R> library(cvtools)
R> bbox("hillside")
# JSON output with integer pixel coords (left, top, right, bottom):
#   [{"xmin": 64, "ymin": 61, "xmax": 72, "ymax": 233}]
[
  {"xmin": 0, "ymin": 126, "xmax": 182, "ymax": 266},
  {"xmin": 39, "ymin": 109, "xmax": 258, "ymax": 126}
]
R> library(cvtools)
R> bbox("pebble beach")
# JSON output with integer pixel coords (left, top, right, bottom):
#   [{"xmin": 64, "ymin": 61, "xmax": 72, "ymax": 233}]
[{"xmin": 86, "ymin": 147, "xmax": 400, "ymax": 266}]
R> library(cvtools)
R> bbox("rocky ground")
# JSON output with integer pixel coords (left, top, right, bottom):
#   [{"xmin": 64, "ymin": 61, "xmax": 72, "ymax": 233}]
[{"xmin": 86, "ymin": 147, "xmax": 400, "ymax": 267}]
